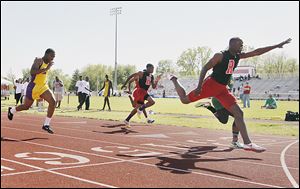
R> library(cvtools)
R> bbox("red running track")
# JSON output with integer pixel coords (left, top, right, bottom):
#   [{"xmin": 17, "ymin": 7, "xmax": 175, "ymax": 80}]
[{"xmin": 1, "ymin": 112, "xmax": 299, "ymax": 188}]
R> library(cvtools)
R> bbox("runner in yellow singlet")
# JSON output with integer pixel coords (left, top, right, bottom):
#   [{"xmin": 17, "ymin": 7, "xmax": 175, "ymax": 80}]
[
  {"xmin": 99, "ymin": 75, "xmax": 113, "ymax": 111},
  {"xmin": 8, "ymin": 48, "xmax": 56, "ymax": 134}
]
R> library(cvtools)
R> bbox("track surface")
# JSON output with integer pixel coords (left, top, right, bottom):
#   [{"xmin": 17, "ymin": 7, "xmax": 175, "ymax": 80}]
[{"xmin": 1, "ymin": 112, "xmax": 299, "ymax": 188}]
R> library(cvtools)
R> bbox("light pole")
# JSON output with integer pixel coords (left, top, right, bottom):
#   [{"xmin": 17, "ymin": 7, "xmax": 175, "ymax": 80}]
[{"xmin": 110, "ymin": 7, "xmax": 122, "ymax": 92}]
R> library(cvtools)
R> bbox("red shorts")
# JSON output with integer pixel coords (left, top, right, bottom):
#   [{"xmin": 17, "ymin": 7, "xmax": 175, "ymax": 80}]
[
  {"xmin": 133, "ymin": 88, "xmax": 149, "ymax": 104},
  {"xmin": 188, "ymin": 77, "xmax": 237, "ymax": 110}
]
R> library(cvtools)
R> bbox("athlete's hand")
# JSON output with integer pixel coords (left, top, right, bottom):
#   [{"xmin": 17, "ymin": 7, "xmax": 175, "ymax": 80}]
[
  {"xmin": 194, "ymin": 87, "xmax": 202, "ymax": 96},
  {"xmin": 277, "ymin": 38, "xmax": 292, "ymax": 48},
  {"xmin": 46, "ymin": 62, "xmax": 54, "ymax": 70},
  {"xmin": 156, "ymin": 74, "xmax": 163, "ymax": 81}
]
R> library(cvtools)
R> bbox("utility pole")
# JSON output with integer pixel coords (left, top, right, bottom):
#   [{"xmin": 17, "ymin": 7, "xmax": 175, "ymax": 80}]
[{"xmin": 110, "ymin": 7, "xmax": 122, "ymax": 92}]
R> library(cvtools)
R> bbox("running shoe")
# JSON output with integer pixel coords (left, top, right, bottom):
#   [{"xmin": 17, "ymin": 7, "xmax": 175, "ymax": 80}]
[
  {"xmin": 8, "ymin": 107, "xmax": 14, "ymax": 120},
  {"xmin": 42, "ymin": 125, "xmax": 54, "ymax": 134},
  {"xmin": 230, "ymin": 141, "xmax": 244, "ymax": 149},
  {"xmin": 243, "ymin": 143, "xmax": 266, "ymax": 152},
  {"xmin": 195, "ymin": 102, "xmax": 211, "ymax": 108}
]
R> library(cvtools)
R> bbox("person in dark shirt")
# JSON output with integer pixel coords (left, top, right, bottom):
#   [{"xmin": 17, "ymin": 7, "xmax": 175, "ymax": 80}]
[{"xmin": 121, "ymin": 64, "xmax": 162, "ymax": 129}]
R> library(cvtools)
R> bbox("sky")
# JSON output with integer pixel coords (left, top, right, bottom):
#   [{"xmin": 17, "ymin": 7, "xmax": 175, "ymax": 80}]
[{"xmin": 1, "ymin": 1, "xmax": 299, "ymax": 78}]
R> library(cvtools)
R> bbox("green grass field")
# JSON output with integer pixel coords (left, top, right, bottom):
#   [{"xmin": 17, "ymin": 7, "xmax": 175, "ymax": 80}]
[{"xmin": 1, "ymin": 95, "xmax": 299, "ymax": 137}]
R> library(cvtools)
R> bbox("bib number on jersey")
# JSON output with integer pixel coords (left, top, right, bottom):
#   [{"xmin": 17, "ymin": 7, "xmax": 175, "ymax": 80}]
[
  {"xmin": 225, "ymin": 60, "xmax": 235, "ymax": 74},
  {"xmin": 146, "ymin": 76, "xmax": 152, "ymax": 86}
]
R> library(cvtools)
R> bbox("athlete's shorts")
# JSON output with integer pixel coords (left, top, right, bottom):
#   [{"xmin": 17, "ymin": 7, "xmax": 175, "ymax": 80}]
[
  {"xmin": 133, "ymin": 88, "xmax": 149, "ymax": 105},
  {"xmin": 188, "ymin": 77, "xmax": 237, "ymax": 110},
  {"xmin": 26, "ymin": 82, "xmax": 50, "ymax": 100},
  {"xmin": 54, "ymin": 92, "xmax": 63, "ymax": 101}
]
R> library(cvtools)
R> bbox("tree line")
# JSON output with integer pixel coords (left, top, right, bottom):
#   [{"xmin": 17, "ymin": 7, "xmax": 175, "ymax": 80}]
[{"xmin": 4, "ymin": 44, "xmax": 298, "ymax": 92}]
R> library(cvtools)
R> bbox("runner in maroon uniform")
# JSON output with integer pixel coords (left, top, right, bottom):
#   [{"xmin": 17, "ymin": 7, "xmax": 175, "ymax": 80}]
[
  {"xmin": 126, "ymin": 72, "xmax": 155, "ymax": 124},
  {"xmin": 170, "ymin": 37, "xmax": 291, "ymax": 152},
  {"xmin": 121, "ymin": 64, "xmax": 161, "ymax": 128}
]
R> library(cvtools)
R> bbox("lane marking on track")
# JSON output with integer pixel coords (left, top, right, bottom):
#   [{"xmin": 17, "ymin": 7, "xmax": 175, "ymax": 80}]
[
  {"xmin": 1, "ymin": 158, "xmax": 117, "ymax": 188},
  {"xmin": 1, "ymin": 160, "xmax": 125, "ymax": 177},
  {"xmin": 2, "ymin": 126, "xmax": 299, "ymax": 170},
  {"xmin": 280, "ymin": 140, "xmax": 299, "ymax": 188},
  {"xmin": 53, "ymin": 121, "xmax": 87, "ymax": 124},
  {"xmin": 1, "ymin": 138, "xmax": 285, "ymax": 188},
  {"xmin": 3, "ymin": 118, "xmax": 298, "ymax": 157},
  {"xmin": 2, "ymin": 128, "xmax": 298, "ymax": 188}
]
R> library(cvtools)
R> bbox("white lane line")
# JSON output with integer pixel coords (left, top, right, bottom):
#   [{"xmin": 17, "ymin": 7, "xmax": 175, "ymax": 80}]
[
  {"xmin": 129, "ymin": 160, "xmax": 284, "ymax": 188},
  {"xmin": 4, "ymin": 117, "xmax": 298, "ymax": 151},
  {"xmin": 3, "ymin": 126, "xmax": 299, "ymax": 170},
  {"xmin": 53, "ymin": 121, "xmax": 87, "ymax": 124},
  {"xmin": 7, "ymin": 115, "xmax": 298, "ymax": 140},
  {"xmin": 280, "ymin": 140, "xmax": 299, "ymax": 188},
  {"xmin": 3, "ymin": 119, "xmax": 298, "ymax": 158},
  {"xmin": 1, "ymin": 137, "xmax": 284, "ymax": 188},
  {"xmin": 2, "ymin": 129, "xmax": 292, "ymax": 188},
  {"xmin": 1, "ymin": 160, "xmax": 125, "ymax": 177},
  {"xmin": 1, "ymin": 158, "xmax": 117, "ymax": 188}
]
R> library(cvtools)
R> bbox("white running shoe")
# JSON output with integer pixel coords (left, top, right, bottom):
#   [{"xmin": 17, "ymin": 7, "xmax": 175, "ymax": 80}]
[
  {"xmin": 230, "ymin": 141, "xmax": 244, "ymax": 149},
  {"xmin": 195, "ymin": 101, "xmax": 211, "ymax": 108},
  {"xmin": 243, "ymin": 143, "xmax": 266, "ymax": 152},
  {"xmin": 122, "ymin": 120, "xmax": 131, "ymax": 129}
]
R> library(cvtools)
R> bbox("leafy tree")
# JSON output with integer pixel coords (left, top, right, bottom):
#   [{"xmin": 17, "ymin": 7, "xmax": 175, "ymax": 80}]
[
  {"xmin": 177, "ymin": 47, "xmax": 212, "ymax": 77},
  {"xmin": 156, "ymin": 59, "xmax": 176, "ymax": 75},
  {"xmin": 69, "ymin": 69, "xmax": 81, "ymax": 91}
]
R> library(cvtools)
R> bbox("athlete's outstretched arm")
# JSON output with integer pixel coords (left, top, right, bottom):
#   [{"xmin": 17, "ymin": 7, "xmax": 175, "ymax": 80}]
[
  {"xmin": 240, "ymin": 38, "xmax": 291, "ymax": 59},
  {"xmin": 194, "ymin": 53, "xmax": 223, "ymax": 96}
]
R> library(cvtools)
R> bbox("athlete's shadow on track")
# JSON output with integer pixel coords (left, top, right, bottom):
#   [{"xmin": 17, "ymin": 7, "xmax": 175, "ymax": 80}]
[
  {"xmin": 117, "ymin": 145, "xmax": 261, "ymax": 179},
  {"xmin": 1, "ymin": 137, "xmax": 48, "ymax": 142},
  {"xmin": 93, "ymin": 130, "xmax": 139, "ymax": 134}
]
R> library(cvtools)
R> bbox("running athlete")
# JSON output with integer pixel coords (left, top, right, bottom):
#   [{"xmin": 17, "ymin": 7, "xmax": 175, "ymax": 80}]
[
  {"xmin": 8, "ymin": 48, "xmax": 57, "ymax": 134},
  {"xmin": 99, "ymin": 75, "xmax": 113, "ymax": 111},
  {"xmin": 126, "ymin": 72, "xmax": 155, "ymax": 124},
  {"xmin": 121, "ymin": 64, "xmax": 161, "ymax": 128},
  {"xmin": 170, "ymin": 38, "xmax": 291, "ymax": 152}
]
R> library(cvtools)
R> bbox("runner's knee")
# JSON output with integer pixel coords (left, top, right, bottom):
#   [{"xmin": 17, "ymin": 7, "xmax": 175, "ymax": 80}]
[
  {"xmin": 180, "ymin": 97, "xmax": 190, "ymax": 104},
  {"xmin": 48, "ymin": 98, "xmax": 56, "ymax": 107}
]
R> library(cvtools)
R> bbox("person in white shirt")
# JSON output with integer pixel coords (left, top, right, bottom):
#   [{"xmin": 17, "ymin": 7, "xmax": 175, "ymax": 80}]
[
  {"xmin": 14, "ymin": 79, "xmax": 23, "ymax": 105},
  {"xmin": 77, "ymin": 76, "xmax": 92, "ymax": 111},
  {"xmin": 21, "ymin": 78, "xmax": 30, "ymax": 104},
  {"xmin": 53, "ymin": 76, "xmax": 64, "ymax": 108},
  {"xmin": 75, "ymin": 76, "xmax": 84, "ymax": 105},
  {"xmin": 84, "ymin": 76, "xmax": 92, "ymax": 110}
]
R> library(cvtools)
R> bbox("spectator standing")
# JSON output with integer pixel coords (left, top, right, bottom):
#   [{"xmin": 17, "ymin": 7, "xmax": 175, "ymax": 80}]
[
  {"xmin": 53, "ymin": 76, "xmax": 64, "ymax": 108},
  {"xmin": 14, "ymin": 79, "xmax": 22, "ymax": 105},
  {"xmin": 75, "ymin": 76, "xmax": 85, "ymax": 108},
  {"xmin": 83, "ymin": 76, "xmax": 92, "ymax": 110},
  {"xmin": 243, "ymin": 82, "xmax": 251, "ymax": 108}
]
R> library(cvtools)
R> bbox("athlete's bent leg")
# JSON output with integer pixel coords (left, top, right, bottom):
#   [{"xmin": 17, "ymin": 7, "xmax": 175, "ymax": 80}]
[{"xmin": 170, "ymin": 77, "xmax": 191, "ymax": 104}]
